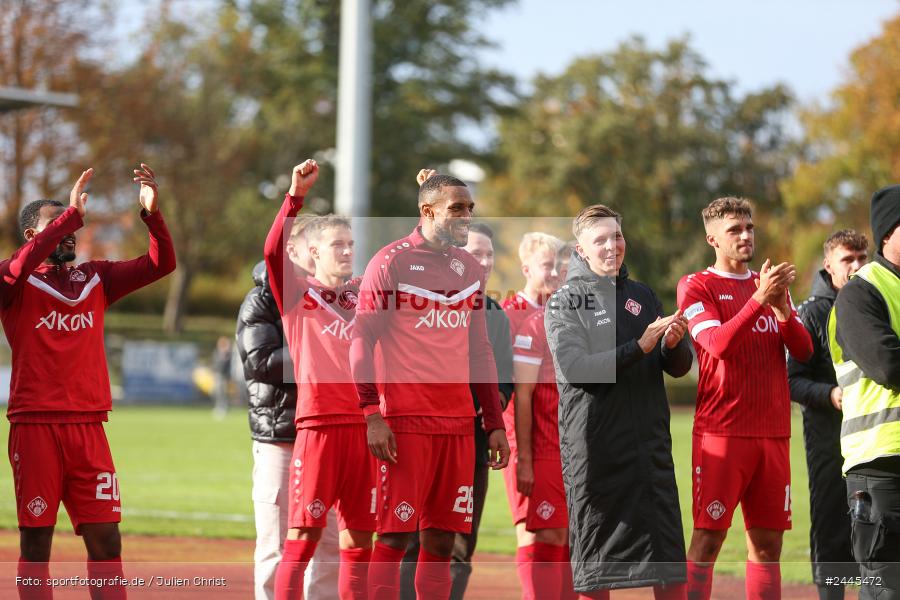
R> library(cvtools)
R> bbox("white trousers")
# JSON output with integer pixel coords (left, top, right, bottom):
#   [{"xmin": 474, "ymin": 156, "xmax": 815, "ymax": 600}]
[{"xmin": 251, "ymin": 440, "xmax": 340, "ymax": 600}]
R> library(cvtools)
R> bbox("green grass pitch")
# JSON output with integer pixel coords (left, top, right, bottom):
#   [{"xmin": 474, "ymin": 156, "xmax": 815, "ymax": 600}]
[{"xmin": 0, "ymin": 405, "xmax": 819, "ymax": 582}]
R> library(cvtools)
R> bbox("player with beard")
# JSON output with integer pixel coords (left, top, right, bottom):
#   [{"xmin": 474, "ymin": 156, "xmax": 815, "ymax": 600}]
[
  {"xmin": 351, "ymin": 174, "xmax": 509, "ymax": 600},
  {"xmin": 677, "ymin": 197, "xmax": 813, "ymax": 600},
  {"xmin": 264, "ymin": 161, "xmax": 374, "ymax": 600},
  {"xmin": 4, "ymin": 165, "xmax": 175, "ymax": 600}
]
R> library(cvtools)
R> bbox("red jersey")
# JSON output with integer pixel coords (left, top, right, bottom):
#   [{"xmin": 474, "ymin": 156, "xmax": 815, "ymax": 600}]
[
  {"xmin": 512, "ymin": 309, "xmax": 560, "ymax": 459},
  {"xmin": 501, "ymin": 291, "xmax": 543, "ymax": 449},
  {"xmin": 0, "ymin": 207, "xmax": 175, "ymax": 422},
  {"xmin": 677, "ymin": 266, "xmax": 813, "ymax": 437},
  {"xmin": 351, "ymin": 227, "xmax": 504, "ymax": 435},
  {"xmin": 263, "ymin": 193, "xmax": 361, "ymax": 429},
  {"xmin": 502, "ymin": 292, "xmax": 542, "ymax": 346}
]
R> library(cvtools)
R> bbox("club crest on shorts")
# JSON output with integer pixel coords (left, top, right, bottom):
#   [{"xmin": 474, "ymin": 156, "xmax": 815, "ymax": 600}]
[
  {"xmin": 394, "ymin": 501, "xmax": 415, "ymax": 522},
  {"xmin": 536, "ymin": 501, "xmax": 556, "ymax": 520},
  {"xmin": 625, "ymin": 298, "xmax": 642, "ymax": 316},
  {"xmin": 706, "ymin": 500, "xmax": 726, "ymax": 520},
  {"xmin": 450, "ymin": 258, "xmax": 465, "ymax": 276},
  {"xmin": 27, "ymin": 497, "xmax": 48, "ymax": 517},
  {"xmin": 306, "ymin": 499, "xmax": 326, "ymax": 519},
  {"xmin": 69, "ymin": 270, "xmax": 86, "ymax": 282}
]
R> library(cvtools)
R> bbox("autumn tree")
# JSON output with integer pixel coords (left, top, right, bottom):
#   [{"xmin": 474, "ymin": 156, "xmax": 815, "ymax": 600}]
[
  {"xmin": 781, "ymin": 13, "xmax": 900, "ymax": 271},
  {"xmin": 0, "ymin": 0, "xmax": 107, "ymax": 250},
  {"xmin": 76, "ymin": 8, "xmax": 263, "ymax": 332},
  {"xmin": 483, "ymin": 36, "xmax": 795, "ymax": 304}
]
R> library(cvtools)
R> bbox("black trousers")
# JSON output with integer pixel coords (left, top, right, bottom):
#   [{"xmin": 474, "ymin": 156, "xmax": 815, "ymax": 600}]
[
  {"xmin": 846, "ymin": 472, "xmax": 900, "ymax": 600},
  {"xmin": 399, "ymin": 462, "xmax": 490, "ymax": 599},
  {"xmin": 800, "ymin": 406, "xmax": 857, "ymax": 586}
]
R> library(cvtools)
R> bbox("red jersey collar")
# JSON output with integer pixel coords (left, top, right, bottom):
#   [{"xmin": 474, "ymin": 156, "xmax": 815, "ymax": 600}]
[
  {"xmin": 407, "ymin": 226, "xmax": 432, "ymax": 249},
  {"xmin": 33, "ymin": 262, "xmax": 68, "ymax": 274}
]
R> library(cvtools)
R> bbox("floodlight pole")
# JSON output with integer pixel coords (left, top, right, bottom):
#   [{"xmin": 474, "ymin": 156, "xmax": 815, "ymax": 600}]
[{"xmin": 335, "ymin": 0, "xmax": 372, "ymax": 273}]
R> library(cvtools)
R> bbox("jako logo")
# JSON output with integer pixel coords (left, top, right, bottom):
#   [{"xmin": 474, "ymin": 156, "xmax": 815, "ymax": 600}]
[
  {"xmin": 752, "ymin": 315, "xmax": 780, "ymax": 334},
  {"xmin": 35, "ymin": 311, "xmax": 94, "ymax": 332},
  {"xmin": 322, "ymin": 319, "xmax": 353, "ymax": 340},
  {"xmin": 409, "ymin": 265, "xmax": 425, "ymax": 271},
  {"xmin": 719, "ymin": 294, "xmax": 734, "ymax": 301},
  {"xmin": 415, "ymin": 309, "xmax": 471, "ymax": 329}
]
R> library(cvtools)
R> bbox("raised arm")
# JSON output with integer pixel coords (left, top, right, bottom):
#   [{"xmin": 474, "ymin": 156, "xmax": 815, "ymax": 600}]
[
  {"xmin": 99, "ymin": 165, "xmax": 176, "ymax": 305},
  {"xmin": 0, "ymin": 170, "xmax": 91, "ymax": 305},
  {"xmin": 263, "ymin": 160, "xmax": 317, "ymax": 315}
]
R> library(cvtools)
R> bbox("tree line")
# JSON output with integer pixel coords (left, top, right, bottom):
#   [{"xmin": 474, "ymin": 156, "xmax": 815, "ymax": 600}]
[{"xmin": 1, "ymin": 0, "xmax": 897, "ymax": 330}]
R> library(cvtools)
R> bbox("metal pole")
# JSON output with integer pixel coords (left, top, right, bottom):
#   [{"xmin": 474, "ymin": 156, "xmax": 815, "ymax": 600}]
[{"xmin": 335, "ymin": 0, "xmax": 372, "ymax": 273}]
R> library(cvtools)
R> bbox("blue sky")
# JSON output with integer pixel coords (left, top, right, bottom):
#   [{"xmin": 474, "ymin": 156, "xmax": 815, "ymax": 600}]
[{"xmin": 476, "ymin": 0, "xmax": 898, "ymax": 102}]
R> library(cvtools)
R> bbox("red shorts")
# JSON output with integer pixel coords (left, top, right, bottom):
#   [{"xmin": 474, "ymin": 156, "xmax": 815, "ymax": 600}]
[
  {"xmin": 288, "ymin": 424, "xmax": 377, "ymax": 531},
  {"xmin": 376, "ymin": 433, "xmax": 474, "ymax": 534},
  {"xmin": 503, "ymin": 447, "xmax": 528, "ymax": 525},
  {"xmin": 692, "ymin": 434, "xmax": 792, "ymax": 531},
  {"xmin": 525, "ymin": 458, "xmax": 568, "ymax": 531},
  {"xmin": 8, "ymin": 423, "xmax": 121, "ymax": 534}
]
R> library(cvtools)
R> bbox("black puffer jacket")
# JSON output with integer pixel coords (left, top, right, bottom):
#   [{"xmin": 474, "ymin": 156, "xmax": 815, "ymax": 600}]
[
  {"xmin": 545, "ymin": 255, "xmax": 692, "ymax": 592},
  {"xmin": 237, "ymin": 261, "xmax": 297, "ymax": 443}
]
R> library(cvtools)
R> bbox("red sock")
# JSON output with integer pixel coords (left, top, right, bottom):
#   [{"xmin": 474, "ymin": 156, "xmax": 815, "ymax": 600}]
[
  {"xmin": 87, "ymin": 558, "xmax": 127, "ymax": 600},
  {"xmin": 560, "ymin": 545, "xmax": 579, "ymax": 600},
  {"xmin": 654, "ymin": 582, "xmax": 687, "ymax": 600},
  {"xmin": 339, "ymin": 547, "xmax": 371, "ymax": 600},
  {"xmin": 516, "ymin": 544, "xmax": 536, "ymax": 600},
  {"xmin": 414, "ymin": 548, "xmax": 451, "ymax": 600},
  {"xmin": 533, "ymin": 541, "xmax": 567, "ymax": 600},
  {"xmin": 578, "ymin": 591, "xmax": 610, "ymax": 600},
  {"xmin": 745, "ymin": 560, "xmax": 780, "ymax": 600},
  {"xmin": 687, "ymin": 561, "xmax": 714, "ymax": 600},
  {"xmin": 17, "ymin": 559, "xmax": 51, "ymax": 600},
  {"xmin": 368, "ymin": 542, "xmax": 406, "ymax": 600},
  {"xmin": 274, "ymin": 539, "xmax": 318, "ymax": 600}
]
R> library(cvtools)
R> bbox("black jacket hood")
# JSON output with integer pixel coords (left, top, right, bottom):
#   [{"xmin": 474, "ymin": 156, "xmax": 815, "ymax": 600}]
[
  {"xmin": 252, "ymin": 260, "xmax": 269, "ymax": 290},
  {"xmin": 809, "ymin": 268, "xmax": 837, "ymax": 301}
]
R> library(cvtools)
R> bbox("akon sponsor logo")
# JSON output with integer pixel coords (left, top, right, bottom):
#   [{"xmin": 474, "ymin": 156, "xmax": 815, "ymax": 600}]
[
  {"xmin": 35, "ymin": 310, "xmax": 94, "ymax": 332},
  {"xmin": 752, "ymin": 315, "xmax": 780, "ymax": 334},
  {"xmin": 415, "ymin": 308, "xmax": 471, "ymax": 329},
  {"xmin": 322, "ymin": 319, "xmax": 353, "ymax": 340}
]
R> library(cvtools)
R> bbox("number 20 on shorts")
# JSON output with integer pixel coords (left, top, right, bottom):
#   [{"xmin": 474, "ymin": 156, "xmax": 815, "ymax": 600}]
[{"xmin": 96, "ymin": 472, "xmax": 120, "ymax": 501}]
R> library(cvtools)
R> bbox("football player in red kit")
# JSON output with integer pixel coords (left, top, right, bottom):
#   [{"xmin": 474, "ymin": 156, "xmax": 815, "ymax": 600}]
[
  {"xmin": 264, "ymin": 160, "xmax": 375, "ymax": 600},
  {"xmin": 677, "ymin": 197, "xmax": 813, "ymax": 600},
  {"xmin": 500, "ymin": 232, "xmax": 564, "ymax": 594},
  {"xmin": 3, "ymin": 165, "xmax": 175, "ymax": 599},
  {"xmin": 351, "ymin": 174, "xmax": 509, "ymax": 600},
  {"xmin": 513, "ymin": 306, "xmax": 577, "ymax": 600}
]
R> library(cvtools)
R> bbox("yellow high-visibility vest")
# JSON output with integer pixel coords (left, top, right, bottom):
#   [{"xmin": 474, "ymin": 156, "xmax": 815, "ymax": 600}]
[{"xmin": 828, "ymin": 261, "xmax": 900, "ymax": 474}]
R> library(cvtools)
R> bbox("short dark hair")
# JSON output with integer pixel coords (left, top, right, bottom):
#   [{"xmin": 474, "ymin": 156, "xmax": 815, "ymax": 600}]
[
  {"xmin": 20, "ymin": 200, "xmax": 65, "ymax": 238},
  {"xmin": 467, "ymin": 222, "xmax": 494, "ymax": 239},
  {"xmin": 417, "ymin": 174, "xmax": 467, "ymax": 206},
  {"xmin": 823, "ymin": 229, "xmax": 868, "ymax": 256},
  {"xmin": 572, "ymin": 204, "xmax": 621, "ymax": 238},
  {"xmin": 701, "ymin": 197, "xmax": 752, "ymax": 227}
]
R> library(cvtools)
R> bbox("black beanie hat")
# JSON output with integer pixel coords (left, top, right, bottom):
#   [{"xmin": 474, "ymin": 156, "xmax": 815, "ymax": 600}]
[{"xmin": 871, "ymin": 184, "xmax": 900, "ymax": 249}]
